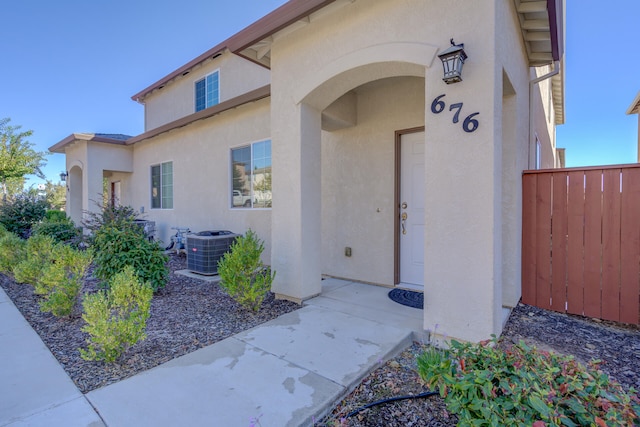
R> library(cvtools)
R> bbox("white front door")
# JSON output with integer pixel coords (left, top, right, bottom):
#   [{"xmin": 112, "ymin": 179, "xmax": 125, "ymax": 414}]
[{"xmin": 399, "ymin": 131, "xmax": 425, "ymax": 288}]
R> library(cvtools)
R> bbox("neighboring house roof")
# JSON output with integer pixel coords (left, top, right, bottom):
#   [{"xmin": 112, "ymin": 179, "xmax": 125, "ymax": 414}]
[
  {"xmin": 49, "ymin": 133, "xmax": 132, "ymax": 154},
  {"xmin": 626, "ymin": 91, "xmax": 640, "ymax": 115}
]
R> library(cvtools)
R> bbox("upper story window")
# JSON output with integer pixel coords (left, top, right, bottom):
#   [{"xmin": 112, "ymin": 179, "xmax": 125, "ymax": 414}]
[
  {"xmin": 195, "ymin": 70, "xmax": 220, "ymax": 112},
  {"xmin": 151, "ymin": 161, "xmax": 173, "ymax": 209},
  {"xmin": 231, "ymin": 140, "xmax": 271, "ymax": 209}
]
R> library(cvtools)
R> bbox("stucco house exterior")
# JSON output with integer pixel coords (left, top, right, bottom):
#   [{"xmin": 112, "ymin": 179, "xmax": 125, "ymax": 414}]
[{"xmin": 50, "ymin": 0, "xmax": 565, "ymax": 343}]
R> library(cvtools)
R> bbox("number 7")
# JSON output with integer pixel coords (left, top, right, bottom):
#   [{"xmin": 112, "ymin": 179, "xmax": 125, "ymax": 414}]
[{"xmin": 449, "ymin": 102, "xmax": 463, "ymax": 123}]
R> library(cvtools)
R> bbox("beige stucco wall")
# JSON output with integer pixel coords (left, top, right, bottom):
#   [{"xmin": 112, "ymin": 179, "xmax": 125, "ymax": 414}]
[
  {"xmin": 127, "ymin": 98, "xmax": 272, "ymax": 258},
  {"xmin": 267, "ymin": 0, "xmax": 551, "ymax": 342},
  {"xmin": 496, "ymin": 0, "xmax": 530, "ymax": 310},
  {"xmin": 321, "ymin": 77, "xmax": 424, "ymax": 285},
  {"xmin": 63, "ymin": 140, "xmax": 133, "ymax": 222},
  {"xmin": 531, "ymin": 65, "xmax": 558, "ymax": 169},
  {"xmin": 61, "ymin": 0, "xmax": 561, "ymax": 344},
  {"xmin": 142, "ymin": 52, "xmax": 271, "ymax": 131}
]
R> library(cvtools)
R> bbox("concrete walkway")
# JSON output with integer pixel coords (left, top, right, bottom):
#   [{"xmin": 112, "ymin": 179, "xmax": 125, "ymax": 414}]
[{"xmin": 1, "ymin": 278, "xmax": 425, "ymax": 427}]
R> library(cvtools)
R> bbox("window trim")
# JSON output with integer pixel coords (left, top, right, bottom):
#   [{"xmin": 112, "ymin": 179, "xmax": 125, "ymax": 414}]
[
  {"xmin": 229, "ymin": 138, "xmax": 272, "ymax": 210},
  {"xmin": 194, "ymin": 69, "xmax": 220, "ymax": 112},
  {"xmin": 150, "ymin": 160, "xmax": 174, "ymax": 210}
]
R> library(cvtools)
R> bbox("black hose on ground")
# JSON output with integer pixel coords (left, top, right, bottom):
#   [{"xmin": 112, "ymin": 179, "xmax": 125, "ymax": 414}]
[{"xmin": 345, "ymin": 390, "xmax": 439, "ymax": 418}]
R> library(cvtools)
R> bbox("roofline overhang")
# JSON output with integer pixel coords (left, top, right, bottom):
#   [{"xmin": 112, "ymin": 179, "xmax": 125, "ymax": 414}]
[
  {"xmin": 49, "ymin": 133, "xmax": 127, "ymax": 154},
  {"xmin": 131, "ymin": 0, "xmax": 335, "ymax": 103},
  {"xmin": 127, "ymin": 84, "xmax": 271, "ymax": 145},
  {"xmin": 626, "ymin": 91, "xmax": 640, "ymax": 115},
  {"xmin": 548, "ymin": 0, "xmax": 564, "ymax": 62}
]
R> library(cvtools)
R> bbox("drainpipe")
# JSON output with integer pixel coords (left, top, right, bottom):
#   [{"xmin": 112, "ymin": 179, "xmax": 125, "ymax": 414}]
[{"xmin": 528, "ymin": 60, "xmax": 560, "ymax": 169}]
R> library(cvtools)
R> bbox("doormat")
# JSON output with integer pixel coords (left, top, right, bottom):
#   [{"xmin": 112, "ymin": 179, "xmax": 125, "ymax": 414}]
[{"xmin": 388, "ymin": 288, "xmax": 423, "ymax": 309}]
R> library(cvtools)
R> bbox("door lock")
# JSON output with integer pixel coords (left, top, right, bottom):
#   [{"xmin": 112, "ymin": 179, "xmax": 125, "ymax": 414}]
[{"xmin": 401, "ymin": 202, "xmax": 408, "ymax": 209}]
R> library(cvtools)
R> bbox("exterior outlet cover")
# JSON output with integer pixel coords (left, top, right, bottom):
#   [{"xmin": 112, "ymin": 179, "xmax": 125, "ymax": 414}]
[{"xmin": 345, "ymin": 247, "xmax": 352, "ymax": 257}]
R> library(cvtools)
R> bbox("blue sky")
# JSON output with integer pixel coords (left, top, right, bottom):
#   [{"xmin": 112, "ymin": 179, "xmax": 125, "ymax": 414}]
[{"xmin": 0, "ymin": 0, "xmax": 638, "ymax": 187}]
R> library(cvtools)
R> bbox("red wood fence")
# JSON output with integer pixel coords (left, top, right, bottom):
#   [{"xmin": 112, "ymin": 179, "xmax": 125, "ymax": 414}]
[{"xmin": 522, "ymin": 164, "xmax": 640, "ymax": 325}]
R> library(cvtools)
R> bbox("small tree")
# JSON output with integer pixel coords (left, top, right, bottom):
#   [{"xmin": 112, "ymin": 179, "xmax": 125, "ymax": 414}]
[
  {"xmin": 217, "ymin": 229, "xmax": 275, "ymax": 312},
  {"xmin": 0, "ymin": 118, "xmax": 48, "ymax": 202}
]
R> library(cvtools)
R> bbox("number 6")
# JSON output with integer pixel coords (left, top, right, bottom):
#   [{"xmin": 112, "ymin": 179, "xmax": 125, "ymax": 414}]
[
  {"xmin": 462, "ymin": 112, "xmax": 480, "ymax": 133},
  {"xmin": 431, "ymin": 94, "xmax": 446, "ymax": 114}
]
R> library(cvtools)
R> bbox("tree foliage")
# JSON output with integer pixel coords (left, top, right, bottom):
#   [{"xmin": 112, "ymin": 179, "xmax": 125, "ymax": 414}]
[{"xmin": 0, "ymin": 118, "xmax": 48, "ymax": 201}]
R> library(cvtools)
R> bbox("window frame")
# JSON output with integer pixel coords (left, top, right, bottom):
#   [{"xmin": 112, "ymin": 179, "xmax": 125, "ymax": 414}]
[
  {"xmin": 150, "ymin": 161, "xmax": 174, "ymax": 210},
  {"xmin": 229, "ymin": 139, "xmax": 272, "ymax": 210},
  {"xmin": 194, "ymin": 69, "xmax": 220, "ymax": 112}
]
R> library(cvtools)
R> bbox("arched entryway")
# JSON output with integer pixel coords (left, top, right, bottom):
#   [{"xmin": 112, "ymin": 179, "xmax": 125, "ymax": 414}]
[{"xmin": 270, "ymin": 43, "xmax": 436, "ymax": 302}]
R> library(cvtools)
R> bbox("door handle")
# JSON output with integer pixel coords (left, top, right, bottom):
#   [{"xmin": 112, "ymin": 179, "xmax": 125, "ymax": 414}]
[{"xmin": 401, "ymin": 212, "xmax": 408, "ymax": 235}]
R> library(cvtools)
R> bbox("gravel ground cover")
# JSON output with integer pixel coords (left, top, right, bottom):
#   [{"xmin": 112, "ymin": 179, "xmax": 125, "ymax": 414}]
[
  {"xmin": 0, "ymin": 253, "xmax": 300, "ymax": 393},
  {"xmin": 2, "ymin": 254, "xmax": 638, "ymax": 426}
]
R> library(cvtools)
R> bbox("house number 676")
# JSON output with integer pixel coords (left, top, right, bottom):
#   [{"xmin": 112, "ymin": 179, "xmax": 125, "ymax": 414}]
[{"xmin": 431, "ymin": 94, "xmax": 480, "ymax": 133}]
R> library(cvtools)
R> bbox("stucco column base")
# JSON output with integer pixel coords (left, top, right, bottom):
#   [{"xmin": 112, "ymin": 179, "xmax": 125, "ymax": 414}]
[
  {"xmin": 273, "ymin": 292, "xmax": 320, "ymax": 305},
  {"xmin": 270, "ymin": 102, "xmax": 323, "ymax": 302}
]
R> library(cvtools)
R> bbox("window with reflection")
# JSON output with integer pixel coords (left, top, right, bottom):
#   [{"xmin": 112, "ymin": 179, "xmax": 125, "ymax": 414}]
[{"xmin": 230, "ymin": 140, "xmax": 271, "ymax": 208}]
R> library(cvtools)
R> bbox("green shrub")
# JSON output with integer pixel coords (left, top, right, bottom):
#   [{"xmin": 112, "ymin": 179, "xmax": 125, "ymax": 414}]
[
  {"xmin": 80, "ymin": 266, "xmax": 153, "ymax": 362},
  {"xmin": 32, "ymin": 215, "xmax": 81, "ymax": 244},
  {"xmin": 93, "ymin": 225, "xmax": 168, "ymax": 292},
  {"xmin": 0, "ymin": 194, "xmax": 48, "ymax": 238},
  {"xmin": 44, "ymin": 210, "xmax": 67, "ymax": 222},
  {"xmin": 36, "ymin": 245, "xmax": 92, "ymax": 317},
  {"xmin": 83, "ymin": 203, "xmax": 139, "ymax": 236},
  {"xmin": 0, "ymin": 231, "xmax": 26, "ymax": 274},
  {"xmin": 14, "ymin": 234, "xmax": 57, "ymax": 285},
  {"xmin": 217, "ymin": 229, "xmax": 275, "ymax": 312},
  {"xmin": 417, "ymin": 338, "xmax": 640, "ymax": 427}
]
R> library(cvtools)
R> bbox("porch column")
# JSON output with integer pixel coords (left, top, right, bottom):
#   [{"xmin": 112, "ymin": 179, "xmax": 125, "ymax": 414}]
[
  {"xmin": 270, "ymin": 101, "xmax": 322, "ymax": 302},
  {"xmin": 84, "ymin": 164, "xmax": 104, "ymax": 220},
  {"xmin": 423, "ymin": 55, "xmax": 503, "ymax": 343}
]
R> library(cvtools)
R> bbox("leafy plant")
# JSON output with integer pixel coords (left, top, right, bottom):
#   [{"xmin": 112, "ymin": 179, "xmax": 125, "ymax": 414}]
[
  {"xmin": 0, "ymin": 193, "xmax": 48, "ymax": 238},
  {"xmin": 80, "ymin": 266, "xmax": 153, "ymax": 362},
  {"xmin": 0, "ymin": 230, "xmax": 26, "ymax": 273},
  {"xmin": 217, "ymin": 229, "xmax": 275, "ymax": 312},
  {"xmin": 82, "ymin": 203, "xmax": 139, "ymax": 236},
  {"xmin": 44, "ymin": 209, "xmax": 67, "ymax": 222},
  {"xmin": 37, "ymin": 245, "xmax": 92, "ymax": 317},
  {"xmin": 13, "ymin": 234, "xmax": 57, "ymax": 285},
  {"xmin": 92, "ymin": 224, "xmax": 168, "ymax": 292},
  {"xmin": 417, "ymin": 338, "xmax": 640, "ymax": 427},
  {"xmin": 32, "ymin": 213, "xmax": 80, "ymax": 245}
]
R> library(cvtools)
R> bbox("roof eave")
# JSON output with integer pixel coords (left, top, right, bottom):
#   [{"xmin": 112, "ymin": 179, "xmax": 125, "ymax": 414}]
[
  {"xmin": 626, "ymin": 91, "xmax": 640, "ymax": 115},
  {"xmin": 131, "ymin": 0, "xmax": 336, "ymax": 103},
  {"xmin": 127, "ymin": 85, "xmax": 271, "ymax": 145},
  {"xmin": 49, "ymin": 133, "xmax": 128, "ymax": 153}
]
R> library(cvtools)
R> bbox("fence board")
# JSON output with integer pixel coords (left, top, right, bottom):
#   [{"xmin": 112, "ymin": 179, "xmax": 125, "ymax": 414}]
[
  {"xmin": 521, "ymin": 174, "xmax": 537, "ymax": 305},
  {"xmin": 620, "ymin": 169, "xmax": 640, "ymax": 324},
  {"xmin": 566, "ymin": 171, "xmax": 585, "ymax": 316},
  {"xmin": 601, "ymin": 169, "xmax": 621, "ymax": 321},
  {"xmin": 583, "ymin": 170, "xmax": 602, "ymax": 318},
  {"xmin": 523, "ymin": 166, "xmax": 640, "ymax": 325},
  {"xmin": 535, "ymin": 174, "xmax": 552, "ymax": 309},
  {"xmin": 550, "ymin": 172, "xmax": 568, "ymax": 312}
]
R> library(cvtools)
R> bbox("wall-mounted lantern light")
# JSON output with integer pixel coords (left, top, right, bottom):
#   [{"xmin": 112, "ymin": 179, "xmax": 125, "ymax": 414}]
[
  {"xmin": 438, "ymin": 39, "xmax": 467, "ymax": 84},
  {"xmin": 60, "ymin": 171, "xmax": 68, "ymax": 182}
]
